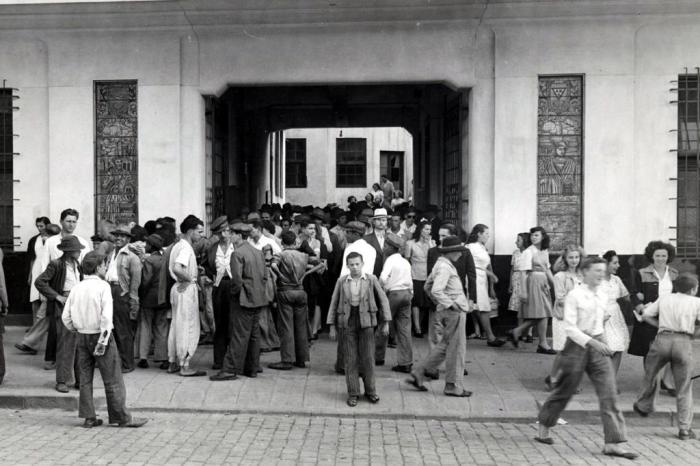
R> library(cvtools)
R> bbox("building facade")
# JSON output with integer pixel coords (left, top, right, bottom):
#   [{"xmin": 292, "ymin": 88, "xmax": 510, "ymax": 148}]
[{"xmin": 1, "ymin": 0, "xmax": 700, "ymax": 316}]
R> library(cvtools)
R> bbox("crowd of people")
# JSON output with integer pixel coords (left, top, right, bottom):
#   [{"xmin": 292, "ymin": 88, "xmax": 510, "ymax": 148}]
[{"xmin": 0, "ymin": 190, "xmax": 698, "ymax": 455}]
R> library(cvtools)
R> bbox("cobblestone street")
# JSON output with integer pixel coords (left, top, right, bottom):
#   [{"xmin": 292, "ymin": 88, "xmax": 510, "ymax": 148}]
[{"xmin": 0, "ymin": 409, "xmax": 697, "ymax": 465}]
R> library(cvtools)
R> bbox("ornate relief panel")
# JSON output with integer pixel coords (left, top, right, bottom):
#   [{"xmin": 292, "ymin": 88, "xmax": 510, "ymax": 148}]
[
  {"xmin": 537, "ymin": 76, "xmax": 583, "ymax": 252},
  {"xmin": 95, "ymin": 81, "xmax": 138, "ymax": 225}
]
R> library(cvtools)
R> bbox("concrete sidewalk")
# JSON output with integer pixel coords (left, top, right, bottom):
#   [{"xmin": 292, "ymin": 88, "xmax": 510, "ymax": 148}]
[{"xmin": 1, "ymin": 326, "xmax": 697, "ymax": 423}]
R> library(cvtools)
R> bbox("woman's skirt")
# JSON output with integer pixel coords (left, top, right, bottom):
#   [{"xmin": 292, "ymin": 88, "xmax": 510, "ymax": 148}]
[
  {"xmin": 521, "ymin": 271, "xmax": 552, "ymax": 319},
  {"xmin": 508, "ymin": 271, "xmax": 524, "ymax": 314}
]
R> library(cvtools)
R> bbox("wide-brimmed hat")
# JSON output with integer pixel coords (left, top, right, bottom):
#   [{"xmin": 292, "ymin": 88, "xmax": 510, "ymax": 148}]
[
  {"xmin": 112, "ymin": 224, "xmax": 133, "ymax": 238},
  {"xmin": 371, "ymin": 208, "xmax": 388, "ymax": 219},
  {"xmin": 385, "ymin": 232, "xmax": 405, "ymax": 250},
  {"xmin": 231, "ymin": 222, "xmax": 252, "ymax": 233},
  {"xmin": 438, "ymin": 236, "xmax": 465, "ymax": 253},
  {"xmin": 145, "ymin": 233, "xmax": 164, "ymax": 250},
  {"xmin": 211, "ymin": 215, "xmax": 228, "ymax": 232},
  {"xmin": 311, "ymin": 208, "xmax": 326, "ymax": 221},
  {"xmin": 344, "ymin": 221, "xmax": 366, "ymax": 235},
  {"xmin": 57, "ymin": 235, "xmax": 86, "ymax": 252}
]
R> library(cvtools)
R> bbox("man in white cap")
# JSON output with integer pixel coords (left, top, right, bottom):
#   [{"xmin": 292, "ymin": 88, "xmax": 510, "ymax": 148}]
[{"xmin": 363, "ymin": 208, "xmax": 389, "ymax": 277}]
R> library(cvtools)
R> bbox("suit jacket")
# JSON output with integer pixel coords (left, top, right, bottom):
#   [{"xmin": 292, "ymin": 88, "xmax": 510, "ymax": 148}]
[
  {"xmin": 230, "ymin": 241, "xmax": 268, "ymax": 308},
  {"xmin": 427, "ymin": 247, "xmax": 477, "ymax": 303},
  {"xmin": 326, "ymin": 273, "xmax": 391, "ymax": 329},
  {"xmin": 35, "ymin": 257, "xmax": 83, "ymax": 317},
  {"xmin": 363, "ymin": 232, "xmax": 386, "ymax": 277},
  {"xmin": 106, "ymin": 246, "xmax": 142, "ymax": 315},
  {"xmin": 139, "ymin": 251, "xmax": 164, "ymax": 309}
]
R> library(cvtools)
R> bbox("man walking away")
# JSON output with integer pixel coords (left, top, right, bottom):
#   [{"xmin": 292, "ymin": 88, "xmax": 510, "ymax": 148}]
[{"xmin": 62, "ymin": 252, "xmax": 146, "ymax": 428}]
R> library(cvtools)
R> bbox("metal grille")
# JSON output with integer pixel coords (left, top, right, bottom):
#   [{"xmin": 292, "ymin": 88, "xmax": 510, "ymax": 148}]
[
  {"xmin": 336, "ymin": 138, "xmax": 366, "ymax": 188},
  {"xmin": 443, "ymin": 96, "xmax": 461, "ymax": 225},
  {"xmin": 677, "ymin": 72, "xmax": 700, "ymax": 259},
  {"xmin": 536, "ymin": 75, "xmax": 584, "ymax": 253},
  {"xmin": 0, "ymin": 85, "xmax": 14, "ymax": 250},
  {"xmin": 94, "ymin": 81, "xmax": 138, "ymax": 226},
  {"xmin": 285, "ymin": 138, "xmax": 307, "ymax": 188}
]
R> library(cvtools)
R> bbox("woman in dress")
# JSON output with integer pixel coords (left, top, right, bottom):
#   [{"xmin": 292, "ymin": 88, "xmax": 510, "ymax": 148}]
[
  {"xmin": 508, "ymin": 232, "xmax": 531, "ymax": 341},
  {"xmin": 27, "ymin": 217, "xmax": 52, "ymax": 321},
  {"xmin": 298, "ymin": 219, "xmax": 328, "ymax": 340},
  {"xmin": 466, "ymin": 224, "xmax": 505, "ymax": 346},
  {"xmin": 508, "ymin": 226, "xmax": 556, "ymax": 354},
  {"xmin": 403, "ymin": 221, "xmax": 435, "ymax": 337},
  {"xmin": 545, "ymin": 244, "xmax": 584, "ymax": 388},
  {"xmin": 600, "ymin": 250, "xmax": 631, "ymax": 380},
  {"xmin": 628, "ymin": 240, "xmax": 679, "ymax": 394}
]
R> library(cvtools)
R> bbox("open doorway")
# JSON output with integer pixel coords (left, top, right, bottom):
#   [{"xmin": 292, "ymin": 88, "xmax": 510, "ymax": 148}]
[{"xmin": 204, "ymin": 83, "xmax": 467, "ymax": 226}]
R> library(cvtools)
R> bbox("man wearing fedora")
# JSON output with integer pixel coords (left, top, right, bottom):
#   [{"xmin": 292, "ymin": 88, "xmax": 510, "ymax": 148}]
[
  {"xmin": 104, "ymin": 225, "xmax": 142, "ymax": 373},
  {"xmin": 136, "ymin": 233, "xmax": 167, "ymax": 369},
  {"xmin": 406, "ymin": 236, "xmax": 472, "ymax": 398},
  {"xmin": 364, "ymin": 208, "xmax": 389, "ymax": 277},
  {"xmin": 35, "ymin": 235, "xmax": 85, "ymax": 393}
]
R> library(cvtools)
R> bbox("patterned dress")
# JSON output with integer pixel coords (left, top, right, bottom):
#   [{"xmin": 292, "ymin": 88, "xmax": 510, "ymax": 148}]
[
  {"xmin": 520, "ymin": 245, "xmax": 553, "ymax": 320},
  {"xmin": 601, "ymin": 274, "xmax": 630, "ymax": 352},
  {"xmin": 508, "ymin": 249, "xmax": 525, "ymax": 314}
]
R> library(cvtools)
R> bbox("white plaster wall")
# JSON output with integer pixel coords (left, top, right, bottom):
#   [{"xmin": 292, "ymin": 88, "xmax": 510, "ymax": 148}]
[{"xmin": 284, "ymin": 127, "xmax": 413, "ymax": 208}]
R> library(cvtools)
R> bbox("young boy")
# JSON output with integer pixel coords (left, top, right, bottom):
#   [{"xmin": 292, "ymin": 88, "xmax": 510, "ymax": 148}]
[
  {"xmin": 328, "ymin": 252, "xmax": 391, "ymax": 407},
  {"xmin": 634, "ymin": 273, "xmax": 700, "ymax": 440},
  {"xmin": 62, "ymin": 251, "xmax": 147, "ymax": 428}
]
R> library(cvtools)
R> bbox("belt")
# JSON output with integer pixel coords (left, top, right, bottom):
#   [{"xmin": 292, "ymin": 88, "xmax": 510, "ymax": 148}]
[
  {"xmin": 658, "ymin": 330, "xmax": 693, "ymax": 337},
  {"xmin": 108, "ymin": 282, "xmax": 120, "ymax": 287}
]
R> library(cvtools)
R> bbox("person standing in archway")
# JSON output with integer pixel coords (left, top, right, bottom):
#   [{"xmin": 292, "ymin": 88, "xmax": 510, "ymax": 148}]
[{"xmin": 380, "ymin": 175, "xmax": 395, "ymax": 210}]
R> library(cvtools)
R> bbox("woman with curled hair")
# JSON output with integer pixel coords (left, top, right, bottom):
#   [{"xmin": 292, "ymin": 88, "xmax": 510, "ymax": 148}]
[
  {"xmin": 628, "ymin": 240, "xmax": 679, "ymax": 394},
  {"xmin": 600, "ymin": 250, "xmax": 631, "ymax": 380},
  {"xmin": 508, "ymin": 226, "xmax": 556, "ymax": 354}
]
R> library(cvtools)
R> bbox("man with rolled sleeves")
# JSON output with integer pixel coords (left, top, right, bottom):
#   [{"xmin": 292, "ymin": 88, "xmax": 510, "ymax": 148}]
[{"xmin": 210, "ymin": 222, "xmax": 268, "ymax": 381}]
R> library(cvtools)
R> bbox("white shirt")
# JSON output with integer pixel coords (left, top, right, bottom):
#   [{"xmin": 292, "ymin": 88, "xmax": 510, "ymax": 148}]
[
  {"xmin": 374, "ymin": 231, "xmax": 386, "ymax": 250},
  {"xmin": 40, "ymin": 233, "xmax": 92, "ymax": 273},
  {"xmin": 380, "ymin": 253, "xmax": 413, "ymax": 292},
  {"xmin": 563, "ymin": 284, "xmax": 608, "ymax": 348},
  {"xmin": 655, "ymin": 267, "xmax": 674, "ymax": 298},
  {"xmin": 643, "ymin": 293, "xmax": 700, "ymax": 335},
  {"xmin": 105, "ymin": 247, "xmax": 126, "ymax": 283},
  {"xmin": 399, "ymin": 221, "xmax": 416, "ymax": 239},
  {"xmin": 214, "ymin": 242, "xmax": 234, "ymax": 287},
  {"xmin": 248, "ymin": 234, "xmax": 282, "ymax": 255},
  {"xmin": 340, "ymin": 239, "xmax": 377, "ymax": 277},
  {"xmin": 62, "ymin": 275, "xmax": 113, "ymax": 345},
  {"xmin": 63, "ymin": 261, "xmax": 81, "ymax": 293}
]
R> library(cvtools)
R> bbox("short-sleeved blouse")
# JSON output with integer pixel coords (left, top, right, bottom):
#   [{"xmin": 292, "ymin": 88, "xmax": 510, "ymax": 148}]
[
  {"xmin": 520, "ymin": 245, "xmax": 550, "ymax": 272},
  {"xmin": 405, "ymin": 239, "xmax": 434, "ymax": 281}
]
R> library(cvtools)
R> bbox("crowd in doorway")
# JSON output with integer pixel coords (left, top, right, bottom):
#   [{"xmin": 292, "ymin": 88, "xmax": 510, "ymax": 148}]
[{"xmin": 0, "ymin": 183, "xmax": 698, "ymax": 453}]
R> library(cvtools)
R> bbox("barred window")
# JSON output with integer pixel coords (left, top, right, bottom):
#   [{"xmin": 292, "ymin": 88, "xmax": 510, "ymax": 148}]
[
  {"xmin": 336, "ymin": 138, "xmax": 366, "ymax": 188},
  {"xmin": 677, "ymin": 74, "xmax": 700, "ymax": 259},
  {"xmin": 285, "ymin": 138, "xmax": 307, "ymax": 188},
  {"xmin": 0, "ymin": 88, "xmax": 14, "ymax": 250}
]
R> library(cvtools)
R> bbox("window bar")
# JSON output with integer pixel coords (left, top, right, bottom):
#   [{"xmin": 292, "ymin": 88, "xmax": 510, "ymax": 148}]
[{"xmin": 695, "ymin": 67, "xmax": 700, "ymax": 258}]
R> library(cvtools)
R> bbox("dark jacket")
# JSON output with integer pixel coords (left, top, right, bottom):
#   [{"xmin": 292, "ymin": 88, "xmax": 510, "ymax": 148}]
[
  {"xmin": 363, "ymin": 232, "xmax": 386, "ymax": 277},
  {"xmin": 230, "ymin": 241, "xmax": 268, "ymax": 308},
  {"xmin": 628, "ymin": 265, "xmax": 679, "ymax": 357},
  {"xmin": 140, "ymin": 251, "xmax": 164, "ymax": 309},
  {"xmin": 35, "ymin": 257, "xmax": 83, "ymax": 317},
  {"xmin": 157, "ymin": 240, "xmax": 177, "ymax": 308},
  {"xmin": 427, "ymin": 247, "xmax": 477, "ymax": 303},
  {"xmin": 27, "ymin": 234, "xmax": 40, "ymax": 264}
]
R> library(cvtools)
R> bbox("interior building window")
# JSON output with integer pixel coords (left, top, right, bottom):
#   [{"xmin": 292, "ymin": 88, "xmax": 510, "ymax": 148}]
[
  {"xmin": 677, "ymin": 73, "xmax": 700, "ymax": 259},
  {"xmin": 0, "ymin": 88, "xmax": 13, "ymax": 250},
  {"xmin": 336, "ymin": 138, "xmax": 366, "ymax": 187},
  {"xmin": 285, "ymin": 138, "xmax": 307, "ymax": 188}
]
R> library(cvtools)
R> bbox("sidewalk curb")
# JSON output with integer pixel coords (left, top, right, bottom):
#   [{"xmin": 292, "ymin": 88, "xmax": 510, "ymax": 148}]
[{"xmin": 0, "ymin": 394, "xmax": 679, "ymax": 426}]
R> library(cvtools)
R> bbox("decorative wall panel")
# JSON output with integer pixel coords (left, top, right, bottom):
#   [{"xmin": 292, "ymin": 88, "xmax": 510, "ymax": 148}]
[
  {"xmin": 95, "ymin": 81, "xmax": 138, "ymax": 225},
  {"xmin": 537, "ymin": 76, "xmax": 583, "ymax": 252}
]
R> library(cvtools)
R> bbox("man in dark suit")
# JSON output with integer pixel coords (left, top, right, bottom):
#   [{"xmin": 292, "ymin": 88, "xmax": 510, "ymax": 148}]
[{"xmin": 363, "ymin": 208, "xmax": 389, "ymax": 277}]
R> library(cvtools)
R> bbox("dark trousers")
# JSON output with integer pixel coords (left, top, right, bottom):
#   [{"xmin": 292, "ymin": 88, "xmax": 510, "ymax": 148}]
[
  {"xmin": 56, "ymin": 312, "xmax": 79, "ymax": 385},
  {"xmin": 375, "ymin": 289, "xmax": 413, "ymax": 366},
  {"xmin": 111, "ymin": 285, "xmax": 134, "ymax": 371},
  {"xmin": 222, "ymin": 304, "xmax": 261, "ymax": 375},
  {"xmin": 277, "ymin": 289, "xmax": 309, "ymax": 364},
  {"xmin": 77, "ymin": 333, "xmax": 130, "ymax": 424},
  {"xmin": 335, "ymin": 328, "xmax": 346, "ymax": 373},
  {"xmin": 344, "ymin": 306, "xmax": 376, "ymax": 397},
  {"xmin": 538, "ymin": 338, "xmax": 627, "ymax": 444},
  {"xmin": 213, "ymin": 279, "xmax": 232, "ymax": 367},
  {"xmin": 137, "ymin": 307, "xmax": 169, "ymax": 361},
  {"xmin": 45, "ymin": 304, "xmax": 58, "ymax": 362}
]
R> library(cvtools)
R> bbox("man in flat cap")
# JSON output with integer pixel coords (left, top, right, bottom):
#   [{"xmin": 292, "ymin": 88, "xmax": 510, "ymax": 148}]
[{"xmin": 210, "ymin": 222, "xmax": 268, "ymax": 381}]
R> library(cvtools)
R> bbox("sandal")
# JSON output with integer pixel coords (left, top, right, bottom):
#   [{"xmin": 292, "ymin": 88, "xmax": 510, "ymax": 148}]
[
  {"xmin": 444, "ymin": 389, "xmax": 472, "ymax": 397},
  {"xmin": 365, "ymin": 394, "xmax": 380, "ymax": 404},
  {"xmin": 347, "ymin": 396, "xmax": 358, "ymax": 407}
]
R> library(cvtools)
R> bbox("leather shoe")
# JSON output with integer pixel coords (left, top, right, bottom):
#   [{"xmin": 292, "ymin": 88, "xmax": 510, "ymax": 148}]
[
  {"xmin": 391, "ymin": 364, "xmax": 412, "ymax": 374},
  {"xmin": 366, "ymin": 394, "xmax": 380, "ymax": 404},
  {"xmin": 347, "ymin": 396, "xmax": 358, "ymax": 407},
  {"xmin": 632, "ymin": 402, "xmax": 649, "ymax": 417},
  {"xmin": 55, "ymin": 383, "xmax": 69, "ymax": 393},
  {"xmin": 118, "ymin": 418, "xmax": 148, "ymax": 428},
  {"xmin": 15, "ymin": 343, "xmax": 38, "ymax": 355},
  {"xmin": 269, "ymin": 362, "xmax": 293, "ymax": 370},
  {"xmin": 209, "ymin": 371, "xmax": 238, "ymax": 381},
  {"xmin": 487, "ymin": 339, "xmax": 506, "ymax": 347},
  {"xmin": 166, "ymin": 362, "xmax": 180, "ymax": 374},
  {"xmin": 294, "ymin": 361, "xmax": 306, "ymax": 368},
  {"xmin": 121, "ymin": 367, "xmax": 135, "ymax": 374},
  {"xmin": 82, "ymin": 418, "xmax": 103, "ymax": 428},
  {"xmin": 159, "ymin": 361, "xmax": 170, "ymax": 370},
  {"xmin": 137, "ymin": 359, "xmax": 149, "ymax": 369},
  {"xmin": 536, "ymin": 346, "xmax": 557, "ymax": 355},
  {"xmin": 375, "ymin": 360, "xmax": 385, "ymax": 366},
  {"xmin": 424, "ymin": 370, "xmax": 439, "ymax": 380},
  {"xmin": 243, "ymin": 372, "xmax": 257, "ymax": 378},
  {"xmin": 406, "ymin": 374, "xmax": 428, "ymax": 392},
  {"xmin": 679, "ymin": 429, "xmax": 697, "ymax": 440}
]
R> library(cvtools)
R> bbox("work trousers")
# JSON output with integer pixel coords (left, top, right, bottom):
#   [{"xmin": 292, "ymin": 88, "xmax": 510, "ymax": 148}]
[
  {"xmin": 636, "ymin": 332, "xmax": 694, "ymax": 430},
  {"xmin": 277, "ymin": 289, "xmax": 309, "ymax": 364},
  {"xmin": 137, "ymin": 307, "xmax": 169, "ymax": 362},
  {"xmin": 45, "ymin": 303, "xmax": 59, "ymax": 363},
  {"xmin": 412, "ymin": 309, "xmax": 465, "ymax": 387},
  {"xmin": 77, "ymin": 333, "xmax": 130, "ymax": 424},
  {"xmin": 55, "ymin": 303, "xmax": 79, "ymax": 385},
  {"xmin": 22, "ymin": 301, "xmax": 48, "ymax": 350},
  {"xmin": 200, "ymin": 282, "xmax": 215, "ymax": 335},
  {"xmin": 344, "ymin": 306, "xmax": 376, "ymax": 397},
  {"xmin": 222, "ymin": 304, "xmax": 261, "ymax": 375},
  {"xmin": 212, "ymin": 279, "xmax": 232, "ymax": 367},
  {"xmin": 335, "ymin": 328, "xmax": 346, "ymax": 373},
  {"xmin": 111, "ymin": 285, "xmax": 135, "ymax": 371},
  {"xmin": 538, "ymin": 338, "xmax": 627, "ymax": 444},
  {"xmin": 375, "ymin": 289, "xmax": 413, "ymax": 366}
]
